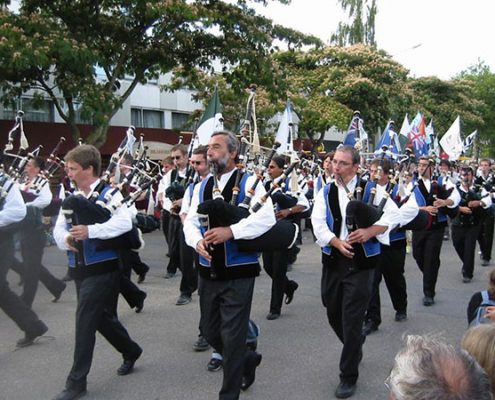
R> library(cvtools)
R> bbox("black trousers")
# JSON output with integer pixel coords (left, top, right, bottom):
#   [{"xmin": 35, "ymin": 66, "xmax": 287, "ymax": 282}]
[
  {"xmin": 161, "ymin": 209, "xmax": 170, "ymax": 246},
  {"xmin": 321, "ymin": 253, "xmax": 374, "ymax": 384},
  {"xmin": 179, "ymin": 229, "xmax": 197, "ymax": 297},
  {"xmin": 452, "ymin": 224, "xmax": 482, "ymax": 279},
  {"xmin": 199, "ymin": 276, "xmax": 255, "ymax": 400},
  {"xmin": 0, "ymin": 232, "xmax": 45, "ymax": 336},
  {"xmin": 412, "ymin": 228, "xmax": 445, "ymax": 298},
  {"xmin": 119, "ymin": 249, "xmax": 147, "ymax": 309},
  {"xmin": 262, "ymin": 250, "xmax": 292, "ymax": 314},
  {"xmin": 166, "ymin": 215, "xmax": 181, "ymax": 274},
  {"xmin": 478, "ymin": 214, "xmax": 494, "ymax": 261},
  {"xmin": 129, "ymin": 251, "xmax": 149, "ymax": 276},
  {"xmin": 366, "ymin": 242, "xmax": 407, "ymax": 325},
  {"xmin": 67, "ymin": 270, "xmax": 141, "ymax": 388}
]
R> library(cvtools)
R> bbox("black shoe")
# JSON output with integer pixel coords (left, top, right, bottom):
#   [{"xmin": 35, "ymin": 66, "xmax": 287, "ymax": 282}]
[
  {"xmin": 241, "ymin": 352, "xmax": 262, "ymax": 391},
  {"xmin": 192, "ymin": 336, "xmax": 210, "ymax": 352},
  {"xmin": 362, "ymin": 320, "xmax": 378, "ymax": 336},
  {"xmin": 176, "ymin": 294, "xmax": 192, "ymax": 306},
  {"xmin": 137, "ymin": 271, "xmax": 148, "ymax": 284},
  {"xmin": 266, "ymin": 312, "xmax": 280, "ymax": 320},
  {"xmin": 335, "ymin": 381, "xmax": 356, "ymax": 399},
  {"xmin": 134, "ymin": 292, "xmax": 147, "ymax": 313},
  {"xmin": 462, "ymin": 276, "xmax": 472, "ymax": 283},
  {"xmin": 285, "ymin": 281, "xmax": 299, "ymax": 305},
  {"xmin": 52, "ymin": 282, "xmax": 67, "ymax": 303},
  {"xmin": 207, "ymin": 357, "xmax": 223, "ymax": 372},
  {"xmin": 164, "ymin": 272, "xmax": 176, "ymax": 279},
  {"xmin": 117, "ymin": 348, "xmax": 142, "ymax": 376},
  {"xmin": 17, "ymin": 321, "xmax": 48, "ymax": 348},
  {"xmin": 61, "ymin": 273, "xmax": 73, "ymax": 282},
  {"xmin": 423, "ymin": 296, "xmax": 435, "ymax": 306},
  {"xmin": 482, "ymin": 259, "xmax": 490, "ymax": 267},
  {"xmin": 52, "ymin": 385, "xmax": 87, "ymax": 400},
  {"xmin": 394, "ymin": 311, "xmax": 407, "ymax": 322}
]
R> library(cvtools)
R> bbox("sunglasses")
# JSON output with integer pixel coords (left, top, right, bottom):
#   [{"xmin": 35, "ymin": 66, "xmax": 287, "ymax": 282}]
[
  {"xmin": 191, "ymin": 161, "xmax": 203, "ymax": 165},
  {"xmin": 173, "ymin": 156, "xmax": 182, "ymax": 160}
]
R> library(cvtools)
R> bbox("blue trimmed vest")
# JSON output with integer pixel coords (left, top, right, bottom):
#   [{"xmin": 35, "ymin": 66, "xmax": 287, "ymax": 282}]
[
  {"xmin": 67, "ymin": 186, "xmax": 119, "ymax": 268},
  {"xmin": 197, "ymin": 171, "xmax": 259, "ymax": 273},
  {"xmin": 321, "ymin": 182, "xmax": 380, "ymax": 259},
  {"xmin": 413, "ymin": 179, "xmax": 448, "ymax": 227}
]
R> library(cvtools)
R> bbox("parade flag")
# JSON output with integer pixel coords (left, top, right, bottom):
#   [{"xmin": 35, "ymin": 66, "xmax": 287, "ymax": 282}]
[
  {"xmin": 463, "ymin": 129, "xmax": 478, "ymax": 152},
  {"xmin": 398, "ymin": 114, "xmax": 411, "ymax": 151},
  {"xmin": 425, "ymin": 119, "xmax": 435, "ymax": 148},
  {"xmin": 196, "ymin": 86, "xmax": 223, "ymax": 145},
  {"xmin": 439, "ymin": 116, "xmax": 463, "ymax": 160},
  {"xmin": 408, "ymin": 112, "xmax": 428, "ymax": 157},
  {"xmin": 376, "ymin": 120, "xmax": 400, "ymax": 154},
  {"xmin": 275, "ymin": 99, "xmax": 294, "ymax": 154}
]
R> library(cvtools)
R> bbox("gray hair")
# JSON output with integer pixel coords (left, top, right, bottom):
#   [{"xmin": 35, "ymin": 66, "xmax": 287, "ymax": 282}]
[
  {"xmin": 211, "ymin": 130, "xmax": 239, "ymax": 156},
  {"xmin": 336, "ymin": 144, "xmax": 360, "ymax": 165},
  {"xmin": 388, "ymin": 335, "xmax": 492, "ymax": 400}
]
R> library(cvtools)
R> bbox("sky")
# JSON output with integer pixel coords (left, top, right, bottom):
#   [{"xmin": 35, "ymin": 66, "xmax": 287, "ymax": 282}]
[{"xmin": 252, "ymin": 0, "xmax": 495, "ymax": 80}]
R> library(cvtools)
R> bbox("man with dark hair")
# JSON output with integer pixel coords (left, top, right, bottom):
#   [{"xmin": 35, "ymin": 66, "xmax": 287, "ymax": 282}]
[
  {"xmin": 410, "ymin": 156, "xmax": 460, "ymax": 306},
  {"xmin": 52, "ymin": 144, "xmax": 142, "ymax": 400},
  {"xmin": 184, "ymin": 131, "xmax": 275, "ymax": 399},
  {"xmin": 158, "ymin": 144, "xmax": 189, "ymax": 279},
  {"xmin": 476, "ymin": 158, "xmax": 495, "ymax": 266},
  {"xmin": 387, "ymin": 335, "xmax": 492, "ymax": 400},
  {"xmin": 311, "ymin": 145, "xmax": 398, "ymax": 398}
]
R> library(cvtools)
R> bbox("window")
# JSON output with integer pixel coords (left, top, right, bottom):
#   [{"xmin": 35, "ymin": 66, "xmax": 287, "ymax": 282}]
[
  {"xmin": 172, "ymin": 112, "xmax": 193, "ymax": 131},
  {"xmin": 4, "ymin": 97, "xmax": 54, "ymax": 122},
  {"xmin": 131, "ymin": 108, "xmax": 164, "ymax": 128}
]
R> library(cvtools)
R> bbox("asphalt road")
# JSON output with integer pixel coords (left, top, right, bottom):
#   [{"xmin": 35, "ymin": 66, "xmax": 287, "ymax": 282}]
[{"xmin": 0, "ymin": 228, "xmax": 489, "ymax": 400}]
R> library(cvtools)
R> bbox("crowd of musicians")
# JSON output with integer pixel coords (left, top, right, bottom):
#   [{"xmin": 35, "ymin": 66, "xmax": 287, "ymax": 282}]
[{"xmin": 2, "ymin": 125, "xmax": 495, "ymax": 400}]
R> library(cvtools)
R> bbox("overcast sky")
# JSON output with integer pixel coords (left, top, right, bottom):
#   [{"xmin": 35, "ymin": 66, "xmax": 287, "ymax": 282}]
[{"xmin": 253, "ymin": 0, "xmax": 495, "ymax": 79}]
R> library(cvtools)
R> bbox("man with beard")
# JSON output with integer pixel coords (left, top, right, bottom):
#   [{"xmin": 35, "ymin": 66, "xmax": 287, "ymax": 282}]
[{"xmin": 183, "ymin": 131, "xmax": 275, "ymax": 399}]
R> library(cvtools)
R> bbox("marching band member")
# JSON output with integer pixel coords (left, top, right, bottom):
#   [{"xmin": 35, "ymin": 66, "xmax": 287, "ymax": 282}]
[
  {"xmin": 183, "ymin": 131, "xmax": 275, "ymax": 399},
  {"xmin": 452, "ymin": 166, "xmax": 492, "ymax": 283},
  {"xmin": 476, "ymin": 158, "xmax": 495, "ymax": 266},
  {"xmin": 262, "ymin": 155, "xmax": 307, "ymax": 320},
  {"xmin": 10, "ymin": 157, "xmax": 66, "ymax": 306},
  {"xmin": 0, "ymin": 176, "xmax": 48, "ymax": 347},
  {"xmin": 52, "ymin": 145, "xmax": 142, "ymax": 400},
  {"xmin": 311, "ymin": 145, "xmax": 398, "ymax": 399},
  {"xmin": 409, "ymin": 156, "xmax": 460, "ymax": 306},
  {"xmin": 157, "ymin": 155, "xmax": 174, "ymax": 255},
  {"xmin": 314, "ymin": 151, "xmax": 334, "ymax": 196}
]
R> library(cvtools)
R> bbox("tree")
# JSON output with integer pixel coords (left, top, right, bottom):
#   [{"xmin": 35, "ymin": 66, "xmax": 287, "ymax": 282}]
[
  {"xmin": 457, "ymin": 61, "xmax": 495, "ymax": 156},
  {"xmin": 331, "ymin": 0, "xmax": 377, "ymax": 47},
  {"xmin": 275, "ymin": 44, "xmax": 408, "ymax": 148},
  {"xmin": 0, "ymin": 0, "xmax": 320, "ymax": 147}
]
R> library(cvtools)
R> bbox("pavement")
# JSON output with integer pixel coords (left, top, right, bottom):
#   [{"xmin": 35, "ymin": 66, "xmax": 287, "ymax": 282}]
[{"xmin": 0, "ymin": 228, "xmax": 490, "ymax": 400}]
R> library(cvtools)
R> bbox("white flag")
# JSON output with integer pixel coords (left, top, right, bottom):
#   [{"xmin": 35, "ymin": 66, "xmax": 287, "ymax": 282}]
[
  {"xmin": 439, "ymin": 116, "xmax": 463, "ymax": 160},
  {"xmin": 275, "ymin": 100, "xmax": 294, "ymax": 155},
  {"xmin": 463, "ymin": 130, "xmax": 477, "ymax": 151}
]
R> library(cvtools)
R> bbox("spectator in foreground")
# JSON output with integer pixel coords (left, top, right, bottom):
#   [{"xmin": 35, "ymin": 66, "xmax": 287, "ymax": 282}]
[{"xmin": 386, "ymin": 334, "xmax": 492, "ymax": 400}]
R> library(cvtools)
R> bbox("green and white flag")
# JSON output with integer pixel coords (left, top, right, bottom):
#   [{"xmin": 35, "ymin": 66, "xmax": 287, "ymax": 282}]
[{"xmin": 196, "ymin": 86, "xmax": 223, "ymax": 146}]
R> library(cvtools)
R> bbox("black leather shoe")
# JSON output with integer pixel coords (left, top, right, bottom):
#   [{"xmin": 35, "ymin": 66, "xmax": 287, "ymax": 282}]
[
  {"xmin": 135, "ymin": 292, "xmax": 147, "ymax": 313},
  {"xmin": 266, "ymin": 312, "xmax": 280, "ymax": 320},
  {"xmin": 137, "ymin": 272, "xmax": 147, "ymax": 284},
  {"xmin": 423, "ymin": 296, "xmax": 435, "ymax": 306},
  {"xmin": 17, "ymin": 321, "xmax": 48, "ymax": 348},
  {"xmin": 52, "ymin": 282, "xmax": 67, "ymax": 303},
  {"xmin": 362, "ymin": 320, "xmax": 378, "ymax": 336},
  {"xmin": 117, "ymin": 348, "xmax": 142, "ymax": 376},
  {"xmin": 394, "ymin": 311, "xmax": 407, "ymax": 322},
  {"xmin": 241, "ymin": 352, "xmax": 262, "ymax": 391},
  {"xmin": 335, "ymin": 382, "xmax": 356, "ymax": 399},
  {"xmin": 61, "ymin": 273, "xmax": 73, "ymax": 282},
  {"xmin": 53, "ymin": 386, "xmax": 87, "ymax": 400},
  {"xmin": 285, "ymin": 281, "xmax": 299, "ymax": 305},
  {"xmin": 192, "ymin": 335, "xmax": 210, "ymax": 352}
]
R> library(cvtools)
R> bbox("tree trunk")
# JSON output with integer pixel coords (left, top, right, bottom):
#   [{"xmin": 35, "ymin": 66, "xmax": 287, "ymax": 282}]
[{"xmin": 85, "ymin": 124, "xmax": 110, "ymax": 148}]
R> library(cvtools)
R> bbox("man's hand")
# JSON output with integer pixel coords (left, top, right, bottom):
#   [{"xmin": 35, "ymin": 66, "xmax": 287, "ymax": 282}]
[
  {"xmin": 330, "ymin": 237, "xmax": 354, "ymax": 259},
  {"xmin": 467, "ymin": 200, "xmax": 482, "ymax": 209},
  {"xmin": 347, "ymin": 228, "xmax": 373, "ymax": 244},
  {"xmin": 70, "ymin": 225, "xmax": 89, "ymax": 241},
  {"xmin": 64, "ymin": 234, "xmax": 78, "ymax": 252},
  {"xmin": 204, "ymin": 227, "xmax": 233, "ymax": 246},
  {"xmin": 433, "ymin": 198, "xmax": 452, "ymax": 208},
  {"xmin": 459, "ymin": 206, "xmax": 472, "ymax": 215},
  {"xmin": 485, "ymin": 306, "xmax": 495, "ymax": 322},
  {"xmin": 275, "ymin": 208, "xmax": 291, "ymax": 220},
  {"xmin": 196, "ymin": 239, "xmax": 212, "ymax": 262},
  {"xmin": 422, "ymin": 205, "xmax": 438, "ymax": 216}
]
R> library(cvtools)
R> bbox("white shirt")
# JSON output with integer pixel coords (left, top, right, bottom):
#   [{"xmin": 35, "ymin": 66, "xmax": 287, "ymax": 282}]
[
  {"xmin": 0, "ymin": 183, "xmax": 27, "ymax": 228},
  {"xmin": 406, "ymin": 177, "xmax": 461, "ymax": 209},
  {"xmin": 311, "ymin": 176, "xmax": 398, "ymax": 249},
  {"xmin": 54, "ymin": 179, "xmax": 133, "ymax": 251},
  {"xmin": 19, "ymin": 178, "xmax": 52, "ymax": 209},
  {"xmin": 183, "ymin": 169, "xmax": 276, "ymax": 251}
]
